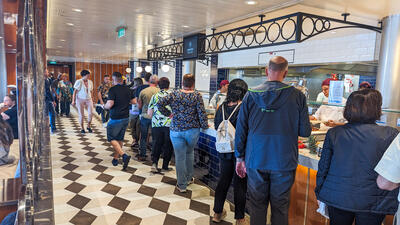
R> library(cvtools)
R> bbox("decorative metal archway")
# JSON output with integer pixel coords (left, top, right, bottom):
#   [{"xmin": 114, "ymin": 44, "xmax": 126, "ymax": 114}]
[{"xmin": 147, "ymin": 12, "xmax": 381, "ymax": 61}]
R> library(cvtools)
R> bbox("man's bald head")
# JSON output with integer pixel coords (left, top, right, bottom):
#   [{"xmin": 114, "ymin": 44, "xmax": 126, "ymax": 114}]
[
  {"xmin": 268, "ymin": 56, "xmax": 288, "ymax": 72},
  {"xmin": 266, "ymin": 56, "xmax": 288, "ymax": 82}
]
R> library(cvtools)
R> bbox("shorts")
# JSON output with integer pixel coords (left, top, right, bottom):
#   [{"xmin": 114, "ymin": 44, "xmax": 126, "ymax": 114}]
[{"xmin": 107, "ymin": 118, "xmax": 129, "ymax": 142}]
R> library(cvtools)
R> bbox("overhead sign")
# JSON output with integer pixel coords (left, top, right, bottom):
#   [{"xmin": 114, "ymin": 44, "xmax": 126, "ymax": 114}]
[
  {"xmin": 49, "ymin": 61, "xmax": 57, "ymax": 65},
  {"xmin": 117, "ymin": 27, "xmax": 126, "ymax": 38},
  {"xmin": 183, "ymin": 33, "xmax": 205, "ymax": 60},
  {"xmin": 258, "ymin": 49, "xmax": 295, "ymax": 65}
]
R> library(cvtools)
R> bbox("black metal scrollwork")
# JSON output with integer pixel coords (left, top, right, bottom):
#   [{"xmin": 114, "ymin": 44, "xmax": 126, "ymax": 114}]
[{"xmin": 147, "ymin": 12, "xmax": 382, "ymax": 61}]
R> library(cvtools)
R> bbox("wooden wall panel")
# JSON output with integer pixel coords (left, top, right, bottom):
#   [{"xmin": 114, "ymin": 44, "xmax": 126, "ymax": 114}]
[{"xmin": 6, "ymin": 53, "xmax": 16, "ymax": 85}]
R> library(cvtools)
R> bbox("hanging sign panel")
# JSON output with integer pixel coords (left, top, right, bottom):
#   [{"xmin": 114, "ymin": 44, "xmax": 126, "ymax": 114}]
[{"xmin": 258, "ymin": 49, "xmax": 295, "ymax": 65}]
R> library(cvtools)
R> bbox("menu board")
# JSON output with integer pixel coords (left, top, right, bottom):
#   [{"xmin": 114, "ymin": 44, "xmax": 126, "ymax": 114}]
[{"xmin": 183, "ymin": 33, "xmax": 205, "ymax": 60}]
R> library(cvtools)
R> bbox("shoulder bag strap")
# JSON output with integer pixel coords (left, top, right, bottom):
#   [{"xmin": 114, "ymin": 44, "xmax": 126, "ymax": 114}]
[{"xmin": 227, "ymin": 102, "xmax": 242, "ymax": 121}]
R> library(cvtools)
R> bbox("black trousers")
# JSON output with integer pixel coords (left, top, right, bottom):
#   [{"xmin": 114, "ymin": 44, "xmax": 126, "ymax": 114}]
[
  {"xmin": 328, "ymin": 206, "xmax": 386, "ymax": 225},
  {"xmin": 151, "ymin": 127, "xmax": 173, "ymax": 169},
  {"xmin": 213, "ymin": 157, "xmax": 247, "ymax": 219},
  {"xmin": 247, "ymin": 168, "xmax": 296, "ymax": 225},
  {"xmin": 60, "ymin": 100, "xmax": 71, "ymax": 116},
  {"xmin": 55, "ymin": 97, "xmax": 60, "ymax": 114}
]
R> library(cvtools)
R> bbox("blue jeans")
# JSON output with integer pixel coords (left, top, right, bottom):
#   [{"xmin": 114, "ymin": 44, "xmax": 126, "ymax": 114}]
[
  {"xmin": 170, "ymin": 128, "xmax": 200, "ymax": 189},
  {"xmin": 139, "ymin": 117, "xmax": 152, "ymax": 157},
  {"xmin": 46, "ymin": 101, "xmax": 56, "ymax": 131}
]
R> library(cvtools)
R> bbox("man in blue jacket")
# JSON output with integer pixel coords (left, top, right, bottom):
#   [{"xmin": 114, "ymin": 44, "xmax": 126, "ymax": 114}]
[{"xmin": 235, "ymin": 56, "xmax": 311, "ymax": 225}]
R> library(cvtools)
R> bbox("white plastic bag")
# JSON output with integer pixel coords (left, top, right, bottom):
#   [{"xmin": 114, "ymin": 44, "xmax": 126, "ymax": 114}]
[{"xmin": 317, "ymin": 201, "xmax": 329, "ymax": 219}]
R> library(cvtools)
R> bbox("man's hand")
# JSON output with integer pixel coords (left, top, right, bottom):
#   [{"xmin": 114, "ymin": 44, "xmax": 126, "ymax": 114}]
[
  {"xmin": 324, "ymin": 120, "xmax": 336, "ymax": 127},
  {"xmin": 71, "ymin": 101, "xmax": 75, "ymax": 106},
  {"xmin": 236, "ymin": 161, "xmax": 247, "ymax": 178},
  {"xmin": 52, "ymin": 101, "xmax": 56, "ymax": 107}
]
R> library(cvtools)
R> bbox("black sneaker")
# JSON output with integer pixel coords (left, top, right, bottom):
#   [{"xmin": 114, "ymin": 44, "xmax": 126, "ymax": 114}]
[
  {"xmin": 122, "ymin": 154, "xmax": 131, "ymax": 171},
  {"xmin": 80, "ymin": 129, "xmax": 85, "ymax": 134},
  {"xmin": 87, "ymin": 127, "xmax": 93, "ymax": 133}
]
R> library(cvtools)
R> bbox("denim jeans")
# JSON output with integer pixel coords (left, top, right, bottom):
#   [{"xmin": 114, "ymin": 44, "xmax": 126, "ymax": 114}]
[
  {"xmin": 247, "ymin": 168, "xmax": 296, "ymax": 225},
  {"xmin": 328, "ymin": 206, "xmax": 385, "ymax": 225},
  {"xmin": 46, "ymin": 101, "xmax": 56, "ymax": 131},
  {"xmin": 139, "ymin": 117, "xmax": 152, "ymax": 157},
  {"xmin": 170, "ymin": 128, "xmax": 200, "ymax": 189}
]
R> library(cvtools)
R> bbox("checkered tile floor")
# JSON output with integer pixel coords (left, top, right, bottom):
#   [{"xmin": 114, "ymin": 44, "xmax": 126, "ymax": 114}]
[{"xmin": 51, "ymin": 111, "xmax": 236, "ymax": 225}]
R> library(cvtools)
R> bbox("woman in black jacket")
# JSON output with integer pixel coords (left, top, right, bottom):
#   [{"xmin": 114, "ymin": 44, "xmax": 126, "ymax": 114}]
[
  {"xmin": 315, "ymin": 89, "xmax": 399, "ymax": 225},
  {"xmin": 212, "ymin": 79, "xmax": 248, "ymax": 224}
]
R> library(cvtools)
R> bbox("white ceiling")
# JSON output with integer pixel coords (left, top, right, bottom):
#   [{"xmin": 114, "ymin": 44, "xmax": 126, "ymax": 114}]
[
  {"xmin": 47, "ymin": 0, "xmax": 301, "ymax": 62},
  {"xmin": 47, "ymin": 0, "xmax": 400, "ymax": 63}
]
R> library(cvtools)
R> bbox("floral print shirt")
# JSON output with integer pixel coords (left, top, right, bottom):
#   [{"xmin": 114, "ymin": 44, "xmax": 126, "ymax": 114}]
[
  {"xmin": 157, "ymin": 90, "xmax": 208, "ymax": 132},
  {"xmin": 148, "ymin": 90, "xmax": 171, "ymax": 128},
  {"xmin": 97, "ymin": 82, "xmax": 112, "ymax": 101},
  {"xmin": 57, "ymin": 80, "xmax": 73, "ymax": 102}
]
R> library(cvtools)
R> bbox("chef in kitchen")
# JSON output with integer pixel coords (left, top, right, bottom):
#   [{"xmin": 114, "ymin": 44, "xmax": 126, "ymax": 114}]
[{"xmin": 310, "ymin": 78, "xmax": 347, "ymax": 130}]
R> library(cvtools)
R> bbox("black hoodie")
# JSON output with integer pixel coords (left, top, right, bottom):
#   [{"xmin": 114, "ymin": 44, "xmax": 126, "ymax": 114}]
[{"xmin": 235, "ymin": 81, "xmax": 311, "ymax": 171}]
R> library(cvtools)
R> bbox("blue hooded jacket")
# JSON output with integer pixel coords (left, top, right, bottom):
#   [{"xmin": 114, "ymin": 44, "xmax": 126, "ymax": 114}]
[{"xmin": 235, "ymin": 81, "xmax": 311, "ymax": 171}]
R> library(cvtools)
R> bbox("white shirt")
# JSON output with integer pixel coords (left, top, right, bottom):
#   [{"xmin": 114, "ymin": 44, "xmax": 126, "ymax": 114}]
[
  {"xmin": 375, "ymin": 134, "xmax": 400, "ymax": 201},
  {"xmin": 74, "ymin": 79, "xmax": 93, "ymax": 100},
  {"xmin": 316, "ymin": 92, "xmax": 329, "ymax": 103},
  {"xmin": 209, "ymin": 91, "xmax": 226, "ymax": 109},
  {"xmin": 313, "ymin": 99, "xmax": 347, "ymax": 131}
]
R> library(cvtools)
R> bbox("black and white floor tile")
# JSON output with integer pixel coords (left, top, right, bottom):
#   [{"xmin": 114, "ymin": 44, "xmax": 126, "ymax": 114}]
[{"xmin": 51, "ymin": 111, "xmax": 236, "ymax": 225}]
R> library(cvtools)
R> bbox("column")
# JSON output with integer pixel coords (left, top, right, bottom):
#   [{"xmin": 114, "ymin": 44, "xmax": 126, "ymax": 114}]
[
  {"xmin": 0, "ymin": 1, "xmax": 7, "ymax": 100},
  {"xmin": 376, "ymin": 14, "xmax": 400, "ymax": 126}
]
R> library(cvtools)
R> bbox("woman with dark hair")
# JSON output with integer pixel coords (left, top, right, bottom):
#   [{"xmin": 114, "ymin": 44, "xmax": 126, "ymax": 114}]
[
  {"xmin": 72, "ymin": 70, "xmax": 94, "ymax": 133},
  {"xmin": 129, "ymin": 77, "xmax": 144, "ymax": 148},
  {"xmin": 1, "ymin": 95, "xmax": 18, "ymax": 139},
  {"xmin": 212, "ymin": 79, "xmax": 248, "ymax": 224},
  {"xmin": 315, "ymin": 89, "xmax": 399, "ymax": 225},
  {"xmin": 158, "ymin": 74, "xmax": 208, "ymax": 193},
  {"xmin": 0, "ymin": 116, "xmax": 14, "ymax": 165}
]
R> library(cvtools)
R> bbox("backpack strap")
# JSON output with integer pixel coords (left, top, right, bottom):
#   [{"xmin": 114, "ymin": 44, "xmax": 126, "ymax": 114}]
[
  {"xmin": 222, "ymin": 103, "xmax": 226, "ymax": 121},
  {"xmin": 227, "ymin": 102, "xmax": 242, "ymax": 121}
]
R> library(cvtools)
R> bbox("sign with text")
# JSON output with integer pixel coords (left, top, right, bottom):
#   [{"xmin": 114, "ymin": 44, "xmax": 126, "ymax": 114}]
[
  {"xmin": 258, "ymin": 49, "xmax": 295, "ymax": 65},
  {"xmin": 328, "ymin": 81, "xmax": 344, "ymax": 105}
]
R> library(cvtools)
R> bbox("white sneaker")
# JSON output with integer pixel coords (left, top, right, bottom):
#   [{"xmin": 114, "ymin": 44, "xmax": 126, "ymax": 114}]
[
  {"xmin": 102, "ymin": 123, "xmax": 107, "ymax": 128},
  {"xmin": 151, "ymin": 163, "xmax": 158, "ymax": 173}
]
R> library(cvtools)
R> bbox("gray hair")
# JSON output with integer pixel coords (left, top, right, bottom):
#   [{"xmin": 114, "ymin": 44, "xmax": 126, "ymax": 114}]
[{"xmin": 149, "ymin": 75, "xmax": 158, "ymax": 84}]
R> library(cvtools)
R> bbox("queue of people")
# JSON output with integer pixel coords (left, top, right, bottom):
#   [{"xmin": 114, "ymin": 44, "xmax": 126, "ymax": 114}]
[{"xmin": 23, "ymin": 61, "xmax": 400, "ymax": 225}]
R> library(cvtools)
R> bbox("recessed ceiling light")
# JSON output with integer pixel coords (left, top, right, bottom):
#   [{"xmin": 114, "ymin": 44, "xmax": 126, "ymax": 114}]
[
  {"xmin": 0, "ymin": 36, "xmax": 3, "ymax": 39},
  {"xmin": 182, "ymin": 25, "xmax": 190, "ymax": 28},
  {"xmin": 90, "ymin": 43, "xmax": 99, "ymax": 46},
  {"xmin": 57, "ymin": 46, "xmax": 63, "ymax": 48},
  {"xmin": 66, "ymin": 23, "xmax": 74, "ymax": 26},
  {"xmin": 72, "ymin": 8, "xmax": 82, "ymax": 12},
  {"xmin": 60, "ymin": 39, "xmax": 66, "ymax": 42},
  {"xmin": 245, "ymin": 0, "xmax": 258, "ymax": 5},
  {"xmin": 7, "ymin": 44, "xmax": 12, "ymax": 47}
]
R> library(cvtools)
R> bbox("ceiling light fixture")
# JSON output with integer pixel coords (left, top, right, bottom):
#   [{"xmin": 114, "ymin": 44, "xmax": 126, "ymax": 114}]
[
  {"xmin": 66, "ymin": 23, "xmax": 74, "ymax": 26},
  {"xmin": 126, "ymin": 68, "xmax": 132, "ymax": 73},
  {"xmin": 136, "ymin": 66, "xmax": 143, "ymax": 73},
  {"xmin": 72, "ymin": 8, "xmax": 83, "ymax": 12},
  {"xmin": 0, "ymin": 36, "xmax": 3, "ymax": 39},
  {"xmin": 161, "ymin": 64, "xmax": 170, "ymax": 73},
  {"xmin": 182, "ymin": 25, "xmax": 190, "ymax": 28},
  {"xmin": 245, "ymin": 0, "xmax": 258, "ymax": 5},
  {"xmin": 57, "ymin": 46, "xmax": 63, "ymax": 48},
  {"xmin": 60, "ymin": 39, "xmax": 66, "ymax": 42},
  {"xmin": 7, "ymin": 44, "xmax": 12, "ymax": 47},
  {"xmin": 145, "ymin": 65, "xmax": 152, "ymax": 73}
]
